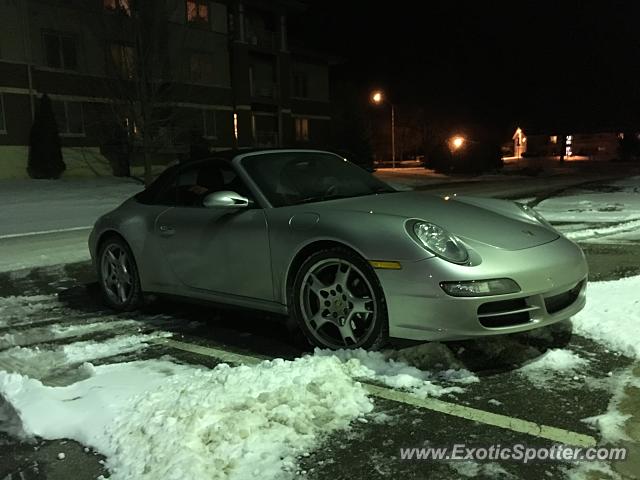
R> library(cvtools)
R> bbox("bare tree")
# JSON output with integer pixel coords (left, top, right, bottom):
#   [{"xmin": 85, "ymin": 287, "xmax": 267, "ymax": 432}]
[{"xmin": 99, "ymin": 0, "xmax": 190, "ymax": 184}]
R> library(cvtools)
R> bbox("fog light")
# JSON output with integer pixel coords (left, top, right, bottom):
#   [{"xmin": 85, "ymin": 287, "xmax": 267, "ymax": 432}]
[{"xmin": 440, "ymin": 278, "xmax": 520, "ymax": 297}]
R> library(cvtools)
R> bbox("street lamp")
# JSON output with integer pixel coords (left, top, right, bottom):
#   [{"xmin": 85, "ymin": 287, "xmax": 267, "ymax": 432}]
[
  {"xmin": 371, "ymin": 90, "xmax": 396, "ymax": 168},
  {"xmin": 449, "ymin": 135, "xmax": 466, "ymax": 152}
]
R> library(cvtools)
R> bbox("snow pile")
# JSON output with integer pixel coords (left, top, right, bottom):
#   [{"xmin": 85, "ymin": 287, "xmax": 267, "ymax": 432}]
[
  {"xmin": 572, "ymin": 275, "xmax": 640, "ymax": 358},
  {"xmin": 0, "ymin": 355, "xmax": 373, "ymax": 480},
  {"xmin": 316, "ymin": 343, "xmax": 478, "ymax": 397},
  {"xmin": 517, "ymin": 349, "xmax": 589, "ymax": 384}
]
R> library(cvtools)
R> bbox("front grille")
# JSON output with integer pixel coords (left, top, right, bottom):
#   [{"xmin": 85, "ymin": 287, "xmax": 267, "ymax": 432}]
[
  {"xmin": 477, "ymin": 298, "xmax": 532, "ymax": 328},
  {"xmin": 544, "ymin": 280, "xmax": 585, "ymax": 314}
]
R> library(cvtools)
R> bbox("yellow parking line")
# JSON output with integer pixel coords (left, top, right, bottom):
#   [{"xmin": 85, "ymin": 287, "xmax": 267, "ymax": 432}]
[{"xmin": 151, "ymin": 337, "xmax": 597, "ymax": 448}]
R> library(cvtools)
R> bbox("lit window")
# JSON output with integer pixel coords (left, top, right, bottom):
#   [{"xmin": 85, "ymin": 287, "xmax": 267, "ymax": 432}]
[
  {"xmin": 189, "ymin": 52, "xmax": 215, "ymax": 84},
  {"xmin": 187, "ymin": 0, "xmax": 209, "ymax": 23},
  {"xmin": 550, "ymin": 135, "xmax": 557, "ymax": 144},
  {"xmin": 109, "ymin": 44, "xmax": 136, "ymax": 79},
  {"xmin": 233, "ymin": 113, "xmax": 238, "ymax": 140},
  {"xmin": 104, "ymin": 0, "xmax": 131, "ymax": 15},
  {"xmin": 295, "ymin": 117, "xmax": 309, "ymax": 142},
  {"xmin": 202, "ymin": 110, "xmax": 217, "ymax": 138},
  {"xmin": 0, "ymin": 94, "xmax": 6, "ymax": 133},
  {"xmin": 43, "ymin": 32, "xmax": 78, "ymax": 70},
  {"xmin": 566, "ymin": 135, "xmax": 572, "ymax": 145},
  {"xmin": 52, "ymin": 100, "xmax": 85, "ymax": 136}
]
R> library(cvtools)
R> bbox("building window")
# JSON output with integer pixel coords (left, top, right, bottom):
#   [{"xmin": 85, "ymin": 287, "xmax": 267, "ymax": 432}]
[
  {"xmin": 43, "ymin": 32, "xmax": 78, "ymax": 70},
  {"xmin": 295, "ymin": 117, "xmax": 309, "ymax": 142},
  {"xmin": 189, "ymin": 52, "xmax": 215, "ymax": 84},
  {"xmin": 187, "ymin": 0, "xmax": 209, "ymax": 24},
  {"xmin": 53, "ymin": 101, "xmax": 85, "ymax": 136},
  {"xmin": 109, "ymin": 44, "xmax": 136, "ymax": 79},
  {"xmin": 550, "ymin": 135, "xmax": 557, "ymax": 144},
  {"xmin": 104, "ymin": 0, "xmax": 131, "ymax": 15},
  {"xmin": 202, "ymin": 110, "xmax": 217, "ymax": 138},
  {"xmin": 233, "ymin": 112, "xmax": 238, "ymax": 140},
  {"xmin": 0, "ymin": 94, "xmax": 6, "ymax": 133},
  {"xmin": 292, "ymin": 71, "xmax": 308, "ymax": 98}
]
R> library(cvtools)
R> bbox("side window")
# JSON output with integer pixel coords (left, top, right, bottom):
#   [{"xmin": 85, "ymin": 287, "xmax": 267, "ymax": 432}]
[{"xmin": 152, "ymin": 161, "xmax": 253, "ymax": 207}]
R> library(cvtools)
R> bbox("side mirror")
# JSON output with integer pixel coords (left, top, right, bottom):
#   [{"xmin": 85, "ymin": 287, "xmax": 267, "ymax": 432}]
[{"xmin": 203, "ymin": 190, "xmax": 250, "ymax": 208}]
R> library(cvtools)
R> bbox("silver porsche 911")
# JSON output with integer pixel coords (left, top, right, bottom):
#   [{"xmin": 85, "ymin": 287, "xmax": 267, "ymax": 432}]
[{"xmin": 89, "ymin": 149, "xmax": 587, "ymax": 350}]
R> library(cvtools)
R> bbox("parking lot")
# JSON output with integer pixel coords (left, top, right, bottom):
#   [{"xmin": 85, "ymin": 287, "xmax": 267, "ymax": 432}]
[{"xmin": 1, "ymin": 176, "xmax": 639, "ymax": 480}]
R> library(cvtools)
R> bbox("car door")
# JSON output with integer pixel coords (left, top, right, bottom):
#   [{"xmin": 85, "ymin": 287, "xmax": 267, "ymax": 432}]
[{"xmin": 153, "ymin": 160, "xmax": 273, "ymax": 301}]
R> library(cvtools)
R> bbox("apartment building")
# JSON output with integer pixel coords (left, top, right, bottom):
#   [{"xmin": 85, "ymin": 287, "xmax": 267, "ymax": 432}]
[{"xmin": 0, "ymin": 0, "xmax": 331, "ymax": 173}]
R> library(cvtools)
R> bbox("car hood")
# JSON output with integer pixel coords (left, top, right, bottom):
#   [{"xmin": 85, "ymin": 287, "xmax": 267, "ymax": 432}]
[{"xmin": 312, "ymin": 192, "xmax": 559, "ymax": 250}]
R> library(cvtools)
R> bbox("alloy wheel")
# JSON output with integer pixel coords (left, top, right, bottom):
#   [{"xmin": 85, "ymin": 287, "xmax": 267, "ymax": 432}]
[
  {"xmin": 100, "ymin": 243, "xmax": 134, "ymax": 306},
  {"xmin": 299, "ymin": 258, "xmax": 377, "ymax": 348}
]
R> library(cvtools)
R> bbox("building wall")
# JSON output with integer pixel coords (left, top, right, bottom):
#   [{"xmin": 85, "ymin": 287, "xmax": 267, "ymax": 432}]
[{"xmin": 0, "ymin": 0, "xmax": 332, "ymax": 174}]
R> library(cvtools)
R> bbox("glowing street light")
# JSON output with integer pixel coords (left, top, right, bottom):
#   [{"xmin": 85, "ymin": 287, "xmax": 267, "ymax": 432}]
[
  {"xmin": 370, "ymin": 90, "xmax": 396, "ymax": 168},
  {"xmin": 450, "ymin": 135, "xmax": 465, "ymax": 151}
]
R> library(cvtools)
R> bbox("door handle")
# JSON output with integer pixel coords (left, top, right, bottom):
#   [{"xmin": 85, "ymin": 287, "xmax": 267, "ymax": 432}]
[{"xmin": 159, "ymin": 225, "xmax": 175, "ymax": 236}]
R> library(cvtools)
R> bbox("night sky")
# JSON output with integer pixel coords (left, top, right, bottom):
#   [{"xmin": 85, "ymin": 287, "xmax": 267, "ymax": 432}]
[{"xmin": 292, "ymin": 1, "xmax": 640, "ymax": 137}]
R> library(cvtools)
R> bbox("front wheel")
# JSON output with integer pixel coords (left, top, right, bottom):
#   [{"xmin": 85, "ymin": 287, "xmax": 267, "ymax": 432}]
[
  {"xmin": 291, "ymin": 247, "xmax": 389, "ymax": 350},
  {"xmin": 97, "ymin": 236, "xmax": 143, "ymax": 311}
]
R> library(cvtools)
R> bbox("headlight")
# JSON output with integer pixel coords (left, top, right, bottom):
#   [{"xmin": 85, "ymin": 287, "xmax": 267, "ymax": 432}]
[
  {"xmin": 516, "ymin": 203, "xmax": 556, "ymax": 231},
  {"xmin": 413, "ymin": 222, "xmax": 469, "ymax": 264}
]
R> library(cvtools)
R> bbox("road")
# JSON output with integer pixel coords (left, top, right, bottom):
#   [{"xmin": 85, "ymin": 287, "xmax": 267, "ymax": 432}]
[{"xmin": 0, "ymin": 176, "xmax": 639, "ymax": 480}]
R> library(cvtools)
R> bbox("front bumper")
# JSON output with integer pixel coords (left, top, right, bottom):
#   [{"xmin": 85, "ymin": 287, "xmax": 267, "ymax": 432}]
[{"xmin": 377, "ymin": 237, "xmax": 588, "ymax": 341}]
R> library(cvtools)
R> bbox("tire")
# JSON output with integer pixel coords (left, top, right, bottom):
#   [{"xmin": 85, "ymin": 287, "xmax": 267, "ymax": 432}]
[
  {"xmin": 97, "ymin": 235, "xmax": 143, "ymax": 311},
  {"xmin": 291, "ymin": 247, "xmax": 389, "ymax": 350}
]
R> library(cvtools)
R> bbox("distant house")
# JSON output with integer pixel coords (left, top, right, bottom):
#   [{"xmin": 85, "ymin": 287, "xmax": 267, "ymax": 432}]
[{"xmin": 509, "ymin": 127, "xmax": 627, "ymax": 161}]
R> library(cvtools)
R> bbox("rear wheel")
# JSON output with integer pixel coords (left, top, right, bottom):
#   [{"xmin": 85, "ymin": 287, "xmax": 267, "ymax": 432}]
[
  {"xmin": 292, "ymin": 248, "xmax": 389, "ymax": 350},
  {"xmin": 97, "ymin": 236, "xmax": 143, "ymax": 311}
]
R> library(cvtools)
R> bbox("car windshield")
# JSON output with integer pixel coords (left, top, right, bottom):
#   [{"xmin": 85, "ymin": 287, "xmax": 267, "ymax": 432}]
[{"xmin": 241, "ymin": 151, "xmax": 395, "ymax": 207}]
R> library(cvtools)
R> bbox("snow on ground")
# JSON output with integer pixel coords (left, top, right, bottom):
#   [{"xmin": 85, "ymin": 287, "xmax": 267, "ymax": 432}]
[
  {"xmin": 0, "ymin": 177, "xmax": 142, "ymax": 237},
  {"xmin": 517, "ymin": 349, "xmax": 589, "ymax": 384},
  {"xmin": 0, "ymin": 295, "xmax": 59, "ymax": 326},
  {"xmin": 536, "ymin": 176, "xmax": 640, "ymax": 242},
  {"xmin": 572, "ymin": 275, "xmax": 640, "ymax": 358},
  {"xmin": 0, "ymin": 332, "xmax": 171, "ymax": 381},
  {"xmin": 0, "ymin": 230, "xmax": 93, "ymax": 273},
  {"xmin": 0, "ymin": 319, "xmax": 139, "ymax": 349},
  {"xmin": 1, "ymin": 356, "xmax": 373, "ymax": 480},
  {"xmin": 316, "ymin": 343, "xmax": 479, "ymax": 398},
  {"xmin": 0, "ymin": 177, "xmax": 142, "ymax": 273},
  {"xmin": 563, "ymin": 460, "xmax": 621, "ymax": 480},
  {"xmin": 448, "ymin": 461, "xmax": 515, "ymax": 478},
  {"xmin": 582, "ymin": 368, "xmax": 640, "ymax": 444}
]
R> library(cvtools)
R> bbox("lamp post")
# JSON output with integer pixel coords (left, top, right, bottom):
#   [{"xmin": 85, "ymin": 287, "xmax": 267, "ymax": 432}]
[{"xmin": 371, "ymin": 90, "xmax": 396, "ymax": 168}]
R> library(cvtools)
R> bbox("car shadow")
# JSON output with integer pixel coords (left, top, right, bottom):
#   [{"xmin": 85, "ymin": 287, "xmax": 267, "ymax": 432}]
[
  {"xmin": 56, "ymin": 282, "xmax": 573, "ymax": 377},
  {"xmin": 57, "ymin": 282, "xmax": 307, "ymax": 360}
]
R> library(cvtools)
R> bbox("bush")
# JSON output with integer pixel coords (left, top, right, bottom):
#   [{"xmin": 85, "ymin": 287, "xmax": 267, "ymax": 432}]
[
  {"xmin": 27, "ymin": 94, "xmax": 66, "ymax": 179},
  {"xmin": 426, "ymin": 138, "xmax": 503, "ymax": 174}
]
